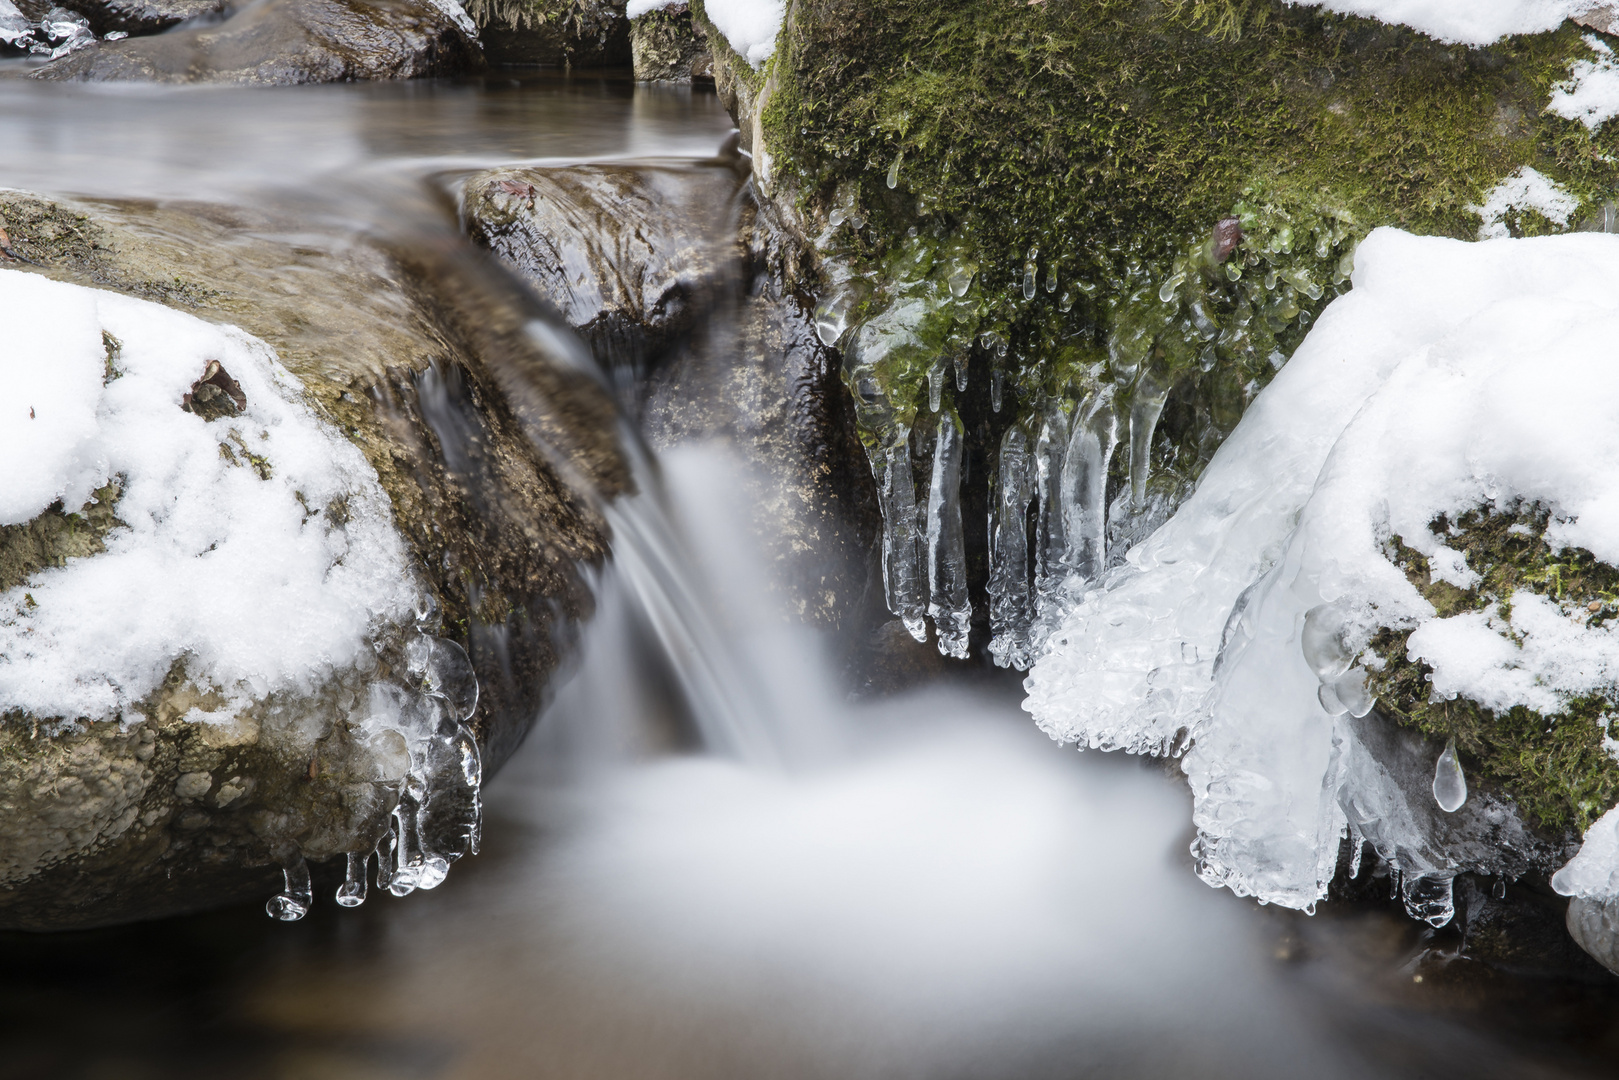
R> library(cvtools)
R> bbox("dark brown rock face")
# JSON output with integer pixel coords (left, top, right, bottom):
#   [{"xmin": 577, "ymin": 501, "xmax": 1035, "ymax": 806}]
[{"xmin": 32, "ymin": 0, "xmax": 480, "ymax": 83}]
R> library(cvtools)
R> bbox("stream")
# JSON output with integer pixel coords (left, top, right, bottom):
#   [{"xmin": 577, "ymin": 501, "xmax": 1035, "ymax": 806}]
[{"xmin": 4, "ymin": 75, "xmax": 1619, "ymax": 1080}]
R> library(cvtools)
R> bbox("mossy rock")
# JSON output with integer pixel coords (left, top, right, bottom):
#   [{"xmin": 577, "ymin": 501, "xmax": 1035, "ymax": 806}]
[
  {"xmin": 0, "ymin": 190, "xmax": 625, "ymax": 928},
  {"xmin": 1368, "ymin": 506, "xmax": 1619, "ymax": 838},
  {"xmin": 696, "ymin": 0, "xmax": 1619, "ymax": 597},
  {"xmin": 470, "ymin": 0, "xmax": 630, "ymax": 67}
]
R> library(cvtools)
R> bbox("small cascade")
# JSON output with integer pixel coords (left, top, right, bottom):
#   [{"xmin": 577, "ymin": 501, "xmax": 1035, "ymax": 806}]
[
  {"xmin": 988, "ymin": 425, "xmax": 1035, "ymax": 669},
  {"xmin": 926, "ymin": 412, "xmax": 971, "ymax": 658}
]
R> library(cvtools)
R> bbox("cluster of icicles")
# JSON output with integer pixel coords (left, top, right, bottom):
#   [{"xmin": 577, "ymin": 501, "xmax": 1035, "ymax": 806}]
[
  {"xmin": 266, "ymin": 629, "xmax": 484, "ymax": 920},
  {"xmin": 869, "ymin": 383, "xmax": 1169, "ymax": 665}
]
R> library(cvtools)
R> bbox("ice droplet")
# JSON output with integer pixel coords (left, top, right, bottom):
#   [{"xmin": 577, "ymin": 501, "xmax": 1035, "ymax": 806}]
[
  {"xmin": 1332, "ymin": 667, "xmax": 1375, "ymax": 717},
  {"xmin": 335, "ymin": 851, "xmax": 369, "ymax": 907},
  {"xmin": 1433, "ymin": 738, "xmax": 1467, "ymax": 813},
  {"xmin": 1300, "ymin": 601, "xmax": 1354, "ymax": 680},
  {"xmin": 1493, "ymin": 876, "xmax": 1507, "ymax": 899},
  {"xmin": 991, "ymin": 368, "xmax": 1004, "ymax": 413},
  {"xmin": 886, "ymin": 153, "xmax": 901, "ymax": 190},
  {"xmin": 1022, "ymin": 262, "xmax": 1037, "ymax": 300},
  {"xmin": 1045, "ymin": 268, "xmax": 1057, "ymax": 293},
  {"xmin": 1401, "ymin": 873, "xmax": 1456, "ymax": 928},
  {"xmin": 1317, "ymin": 681, "xmax": 1348, "ymax": 716},
  {"xmin": 266, "ymin": 857, "xmax": 313, "ymax": 921},
  {"xmin": 948, "ymin": 265, "xmax": 975, "ymax": 299}
]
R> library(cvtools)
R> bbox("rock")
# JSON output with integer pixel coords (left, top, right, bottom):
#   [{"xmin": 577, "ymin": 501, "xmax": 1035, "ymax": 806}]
[
  {"xmin": 630, "ymin": 1, "xmax": 708, "ymax": 82},
  {"xmin": 464, "ymin": 160, "xmax": 742, "ymax": 378},
  {"xmin": 21, "ymin": 0, "xmax": 225, "ymax": 37},
  {"xmin": 0, "ymin": 190, "xmax": 625, "ymax": 929},
  {"xmin": 31, "ymin": 0, "xmax": 480, "ymax": 83},
  {"xmin": 474, "ymin": 0, "xmax": 627, "ymax": 67}
]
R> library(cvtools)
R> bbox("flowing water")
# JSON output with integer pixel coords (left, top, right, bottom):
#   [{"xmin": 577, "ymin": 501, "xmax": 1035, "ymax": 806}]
[{"xmin": 3, "ymin": 75, "xmax": 1619, "ymax": 1079}]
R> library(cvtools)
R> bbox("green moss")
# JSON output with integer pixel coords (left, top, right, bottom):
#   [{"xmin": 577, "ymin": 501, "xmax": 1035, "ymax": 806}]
[
  {"xmin": 1367, "ymin": 507, "xmax": 1619, "ymax": 834},
  {"xmin": 743, "ymin": 0, "xmax": 1619, "ymax": 490},
  {"xmin": 0, "ymin": 482, "xmax": 125, "ymax": 594}
]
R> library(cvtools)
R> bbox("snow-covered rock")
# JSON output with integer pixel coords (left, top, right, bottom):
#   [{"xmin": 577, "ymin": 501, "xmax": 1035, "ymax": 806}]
[{"xmin": 1026, "ymin": 227, "xmax": 1619, "ymax": 931}]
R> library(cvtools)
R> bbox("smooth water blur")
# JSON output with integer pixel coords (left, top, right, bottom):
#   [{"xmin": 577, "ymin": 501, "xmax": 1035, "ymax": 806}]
[{"xmin": 2, "ymin": 77, "xmax": 1619, "ymax": 1080}]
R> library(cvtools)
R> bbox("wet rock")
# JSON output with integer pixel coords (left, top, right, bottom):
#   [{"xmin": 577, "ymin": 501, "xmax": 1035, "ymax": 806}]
[
  {"xmin": 31, "ymin": 0, "xmax": 480, "ymax": 83},
  {"xmin": 474, "ymin": 0, "xmax": 626, "ymax": 67},
  {"xmin": 0, "ymin": 190, "xmax": 625, "ymax": 929},
  {"xmin": 20, "ymin": 0, "xmax": 225, "ymax": 36},
  {"xmin": 464, "ymin": 160, "xmax": 742, "ymax": 379},
  {"xmin": 631, "ymin": 1, "xmax": 708, "ymax": 82}
]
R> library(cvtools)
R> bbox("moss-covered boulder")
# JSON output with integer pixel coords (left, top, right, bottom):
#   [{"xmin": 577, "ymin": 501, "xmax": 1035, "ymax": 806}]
[
  {"xmin": 0, "ymin": 190, "xmax": 624, "ymax": 928},
  {"xmin": 695, "ymin": 0, "xmax": 1619, "ymax": 660},
  {"xmin": 469, "ymin": 0, "xmax": 628, "ymax": 67},
  {"xmin": 631, "ymin": 2, "xmax": 709, "ymax": 81}
]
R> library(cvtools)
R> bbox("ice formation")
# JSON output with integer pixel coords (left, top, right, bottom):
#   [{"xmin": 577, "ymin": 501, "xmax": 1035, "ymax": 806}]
[
  {"xmin": 0, "ymin": 269, "xmax": 482, "ymax": 917},
  {"xmin": 1289, "ymin": 0, "xmax": 1599, "ymax": 45},
  {"xmin": 1026, "ymin": 227, "xmax": 1619, "ymax": 916},
  {"xmin": 1471, "ymin": 166, "xmax": 1580, "ymax": 240},
  {"xmin": 1549, "ymin": 34, "xmax": 1619, "ymax": 131}
]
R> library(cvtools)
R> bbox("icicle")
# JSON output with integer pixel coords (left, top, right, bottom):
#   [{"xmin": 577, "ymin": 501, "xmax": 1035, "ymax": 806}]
[
  {"xmin": 374, "ymin": 820, "xmax": 396, "ymax": 891},
  {"xmin": 266, "ymin": 855, "xmax": 313, "ymax": 921},
  {"xmin": 870, "ymin": 428, "xmax": 926, "ymax": 641},
  {"xmin": 926, "ymin": 412, "xmax": 971, "ymax": 658},
  {"xmin": 927, "ymin": 357, "xmax": 947, "ymax": 413},
  {"xmin": 1127, "ymin": 371, "xmax": 1170, "ymax": 508},
  {"xmin": 1400, "ymin": 873, "xmax": 1456, "ymax": 928},
  {"xmin": 988, "ymin": 424, "xmax": 1035, "ymax": 669},
  {"xmin": 1433, "ymin": 738, "xmax": 1467, "ymax": 812},
  {"xmin": 990, "ymin": 367, "xmax": 1004, "ymax": 413},
  {"xmin": 953, "ymin": 352, "xmax": 968, "ymax": 393},
  {"xmin": 336, "ymin": 851, "xmax": 369, "ymax": 907},
  {"xmin": 886, "ymin": 153, "xmax": 902, "ymax": 190},
  {"xmin": 1059, "ymin": 393, "xmax": 1118, "ymax": 587},
  {"xmin": 1033, "ymin": 402, "xmax": 1070, "ymax": 596},
  {"xmin": 1347, "ymin": 822, "xmax": 1364, "ymax": 879}
]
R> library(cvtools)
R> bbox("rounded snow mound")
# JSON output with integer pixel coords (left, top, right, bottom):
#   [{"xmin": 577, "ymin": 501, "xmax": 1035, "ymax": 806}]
[{"xmin": 1, "ymin": 268, "xmax": 420, "ymax": 726}]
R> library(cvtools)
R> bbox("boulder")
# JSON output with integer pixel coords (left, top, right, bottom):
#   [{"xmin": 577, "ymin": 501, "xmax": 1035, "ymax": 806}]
[
  {"xmin": 630, "ymin": 1, "xmax": 708, "ymax": 82},
  {"xmin": 0, "ymin": 190, "xmax": 625, "ymax": 928},
  {"xmin": 472, "ymin": 0, "xmax": 627, "ymax": 67},
  {"xmin": 31, "ymin": 0, "xmax": 480, "ymax": 83},
  {"xmin": 17, "ymin": 0, "xmax": 225, "ymax": 37}
]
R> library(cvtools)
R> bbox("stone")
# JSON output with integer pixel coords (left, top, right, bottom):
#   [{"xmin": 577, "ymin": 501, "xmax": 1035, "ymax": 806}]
[
  {"xmin": 473, "ymin": 0, "xmax": 627, "ymax": 67},
  {"xmin": 31, "ymin": 0, "xmax": 480, "ymax": 83},
  {"xmin": 17, "ymin": 0, "xmax": 226, "ymax": 37},
  {"xmin": 464, "ymin": 160, "xmax": 743, "ymax": 377},
  {"xmin": 630, "ymin": 2, "xmax": 709, "ymax": 82},
  {"xmin": 0, "ymin": 189, "xmax": 625, "ymax": 928}
]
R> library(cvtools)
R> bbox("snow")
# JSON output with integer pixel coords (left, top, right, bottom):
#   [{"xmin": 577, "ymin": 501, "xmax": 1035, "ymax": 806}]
[
  {"xmin": 1472, "ymin": 166, "xmax": 1581, "ymax": 239},
  {"xmin": 1549, "ymin": 34, "xmax": 1619, "ymax": 130},
  {"xmin": 1554, "ymin": 804, "xmax": 1619, "ymax": 898},
  {"xmin": 627, "ymin": 0, "xmax": 683, "ymax": 16},
  {"xmin": 1026, "ymin": 227, "xmax": 1619, "ymax": 909},
  {"xmin": 0, "ymin": 269, "xmax": 420, "ymax": 726},
  {"xmin": 698, "ymin": 0, "xmax": 783, "ymax": 67},
  {"xmin": 1288, "ymin": 0, "xmax": 1591, "ymax": 45}
]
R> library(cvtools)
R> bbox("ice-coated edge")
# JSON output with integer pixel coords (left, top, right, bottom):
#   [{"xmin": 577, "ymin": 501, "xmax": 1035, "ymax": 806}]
[{"xmin": 1027, "ymin": 227, "xmax": 1619, "ymax": 909}]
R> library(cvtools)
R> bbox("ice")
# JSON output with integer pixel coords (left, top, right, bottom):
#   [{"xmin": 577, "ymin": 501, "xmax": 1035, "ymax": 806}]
[
  {"xmin": 337, "ymin": 852, "xmax": 369, "ymax": 907},
  {"xmin": 1032, "ymin": 403, "xmax": 1070, "ymax": 622},
  {"xmin": 1028, "ymin": 227, "xmax": 1619, "ymax": 910},
  {"xmin": 266, "ymin": 856, "xmax": 313, "ymax": 921},
  {"xmin": 1126, "ymin": 373, "xmax": 1169, "ymax": 508},
  {"xmin": 988, "ymin": 425, "xmax": 1035, "ymax": 669},
  {"xmin": 1059, "ymin": 394, "xmax": 1118, "ymax": 588},
  {"xmin": 0, "ymin": 0, "xmax": 31, "ymax": 47},
  {"xmin": 1287, "ymin": 0, "xmax": 1592, "ymax": 45},
  {"xmin": 870, "ymin": 429, "xmax": 926, "ymax": 642},
  {"xmin": 926, "ymin": 413, "xmax": 971, "ymax": 658},
  {"xmin": 1553, "ymin": 804, "xmax": 1619, "ymax": 898},
  {"xmin": 1433, "ymin": 739, "xmax": 1467, "ymax": 812}
]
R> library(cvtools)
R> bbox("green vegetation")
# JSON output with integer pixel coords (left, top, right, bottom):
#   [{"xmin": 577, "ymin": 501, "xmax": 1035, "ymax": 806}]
[
  {"xmin": 725, "ymin": 0, "xmax": 1619, "ymax": 491},
  {"xmin": 1369, "ymin": 507, "xmax": 1619, "ymax": 834}
]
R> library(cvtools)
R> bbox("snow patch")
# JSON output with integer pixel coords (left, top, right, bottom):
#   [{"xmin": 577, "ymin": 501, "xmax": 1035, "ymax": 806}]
[
  {"xmin": 1472, "ymin": 166, "xmax": 1580, "ymax": 239},
  {"xmin": 0, "ymin": 269, "xmax": 420, "ymax": 724},
  {"xmin": 1026, "ymin": 227, "xmax": 1619, "ymax": 909},
  {"xmin": 1288, "ymin": 0, "xmax": 1588, "ymax": 45},
  {"xmin": 627, "ymin": 0, "xmax": 685, "ymax": 16},
  {"xmin": 1549, "ymin": 34, "xmax": 1619, "ymax": 130},
  {"xmin": 701, "ymin": 0, "xmax": 782, "ymax": 67}
]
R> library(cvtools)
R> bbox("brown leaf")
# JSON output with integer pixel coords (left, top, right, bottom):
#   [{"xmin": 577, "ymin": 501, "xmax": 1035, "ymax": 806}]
[
  {"xmin": 181, "ymin": 359, "xmax": 248, "ymax": 420},
  {"xmin": 495, "ymin": 178, "xmax": 537, "ymax": 199},
  {"xmin": 1212, "ymin": 216, "xmax": 1244, "ymax": 263}
]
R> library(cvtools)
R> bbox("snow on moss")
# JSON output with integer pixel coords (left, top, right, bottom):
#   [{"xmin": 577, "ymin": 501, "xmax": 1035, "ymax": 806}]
[
  {"xmin": 1026, "ymin": 227, "xmax": 1619, "ymax": 909},
  {"xmin": 1549, "ymin": 34, "xmax": 1619, "ymax": 130},
  {"xmin": 1291, "ymin": 0, "xmax": 1590, "ymax": 44},
  {"xmin": 696, "ymin": 0, "xmax": 781, "ymax": 67},
  {"xmin": 0, "ymin": 269, "xmax": 419, "ymax": 725}
]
